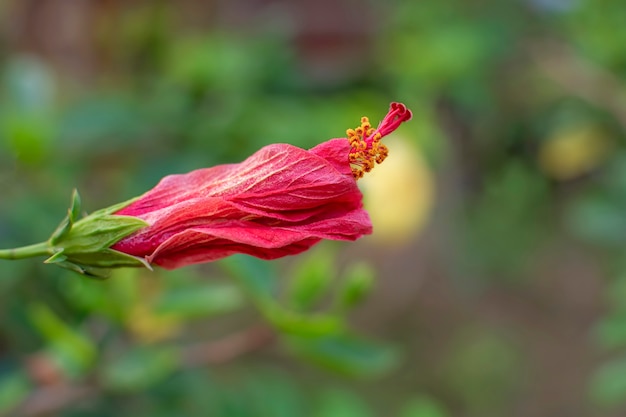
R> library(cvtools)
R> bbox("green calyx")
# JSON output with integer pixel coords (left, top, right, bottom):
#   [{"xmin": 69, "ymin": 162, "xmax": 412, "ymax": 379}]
[{"xmin": 43, "ymin": 189, "xmax": 150, "ymax": 278}]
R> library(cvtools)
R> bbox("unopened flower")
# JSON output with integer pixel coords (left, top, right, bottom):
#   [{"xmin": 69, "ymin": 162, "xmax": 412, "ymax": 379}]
[{"xmin": 0, "ymin": 103, "xmax": 412, "ymax": 276}]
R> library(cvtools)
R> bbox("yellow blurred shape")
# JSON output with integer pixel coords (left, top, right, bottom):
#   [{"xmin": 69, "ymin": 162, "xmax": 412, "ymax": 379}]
[
  {"xmin": 539, "ymin": 125, "xmax": 613, "ymax": 181},
  {"xmin": 360, "ymin": 136, "xmax": 434, "ymax": 245},
  {"xmin": 128, "ymin": 304, "xmax": 181, "ymax": 343}
]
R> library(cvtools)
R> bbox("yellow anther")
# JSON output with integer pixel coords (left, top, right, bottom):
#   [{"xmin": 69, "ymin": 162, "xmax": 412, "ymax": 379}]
[
  {"xmin": 347, "ymin": 114, "xmax": 392, "ymax": 179},
  {"xmin": 351, "ymin": 168, "xmax": 364, "ymax": 179}
]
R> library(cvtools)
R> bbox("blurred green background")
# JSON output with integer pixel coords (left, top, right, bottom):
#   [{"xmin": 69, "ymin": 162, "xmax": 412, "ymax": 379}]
[{"xmin": 1, "ymin": 0, "xmax": 626, "ymax": 416}]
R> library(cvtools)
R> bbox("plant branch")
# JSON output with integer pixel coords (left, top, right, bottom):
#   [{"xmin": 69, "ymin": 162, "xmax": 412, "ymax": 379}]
[{"xmin": 0, "ymin": 242, "xmax": 51, "ymax": 260}]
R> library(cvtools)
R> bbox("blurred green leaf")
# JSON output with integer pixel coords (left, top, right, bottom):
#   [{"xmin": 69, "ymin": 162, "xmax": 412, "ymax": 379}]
[
  {"xmin": 0, "ymin": 112, "xmax": 55, "ymax": 163},
  {"xmin": 154, "ymin": 283, "xmax": 244, "ymax": 319},
  {"xmin": 101, "ymin": 346, "xmax": 179, "ymax": 392},
  {"xmin": 566, "ymin": 196, "xmax": 626, "ymax": 246},
  {"xmin": 590, "ymin": 356, "xmax": 626, "ymax": 408},
  {"xmin": 566, "ymin": 152, "xmax": 626, "ymax": 246},
  {"xmin": 28, "ymin": 303, "xmax": 97, "ymax": 377},
  {"xmin": 239, "ymin": 369, "xmax": 306, "ymax": 417},
  {"xmin": 265, "ymin": 305, "xmax": 344, "ymax": 337},
  {"xmin": 337, "ymin": 262, "xmax": 375, "ymax": 310},
  {"xmin": 0, "ymin": 371, "xmax": 31, "ymax": 413},
  {"xmin": 389, "ymin": 26, "xmax": 494, "ymax": 89},
  {"xmin": 313, "ymin": 388, "xmax": 374, "ymax": 417},
  {"xmin": 595, "ymin": 312, "xmax": 626, "ymax": 350},
  {"xmin": 60, "ymin": 268, "xmax": 139, "ymax": 321},
  {"xmin": 566, "ymin": 0, "xmax": 626, "ymax": 70},
  {"xmin": 220, "ymin": 255, "xmax": 278, "ymax": 302},
  {"xmin": 286, "ymin": 334, "xmax": 398, "ymax": 377},
  {"xmin": 399, "ymin": 396, "xmax": 449, "ymax": 417},
  {"xmin": 289, "ymin": 247, "xmax": 335, "ymax": 311},
  {"xmin": 165, "ymin": 35, "xmax": 276, "ymax": 93},
  {"xmin": 221, "ymin": 254, "xmax": 346, "ymax": 336}
]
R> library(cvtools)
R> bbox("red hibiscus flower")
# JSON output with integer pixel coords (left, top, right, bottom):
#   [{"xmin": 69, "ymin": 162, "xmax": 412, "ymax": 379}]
[
  {"xmin": 0, "ymin": 102, "xmax": 411, "ymax": 275},
  {"xmin": 111, "ymin": 102, "xmax": 412, "ymax": 269}
]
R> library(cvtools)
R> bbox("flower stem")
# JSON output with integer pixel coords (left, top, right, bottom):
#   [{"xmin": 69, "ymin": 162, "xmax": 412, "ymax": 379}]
[{"xmin": 0, "ymin": 242, "xmax": 51, "ymax": 260}]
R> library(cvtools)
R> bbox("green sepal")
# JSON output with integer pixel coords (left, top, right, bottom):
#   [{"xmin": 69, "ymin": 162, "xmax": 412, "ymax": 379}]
[
  {"xmin": 44, "ymin": 251, "xmax": 67, "ymax": 264},
  {"xmin": 49, "ymin": 217, "xmax": 71, "ymax": 245},
  {"xmin": 44, "ymin": 248, "xmax": 150, "ymax": 278},
  {"xmin": 67, "ymin": 249, "xmax": 152, "ymax": 270},
  {"xmin": 49, "ymin": 189, "xmax": 82, "ymax": 245},
  {"xmin": 61, "ymin": 215, "xmax": 148, "ymax": 253},
  {"xmin": 45, "ymin": 250, "xmax": 111, "ymax": 278},
  {"xmin": 43, "ymin": 189, "xmax": 151, "ymax": 276},
  {"xmin": 89, "ymin": 196, "xmax": 141, "ymax": 217},
  {"xmin": 49, "ymin": 215, "xmax": 149, "ymax": 277},
  {"xmin": 49, "ymin": 260, "xmax": 112, "ymax": 279},
  {"xmin": 69, "ymin": 189, "xmax": 82, "ymax": 223}
]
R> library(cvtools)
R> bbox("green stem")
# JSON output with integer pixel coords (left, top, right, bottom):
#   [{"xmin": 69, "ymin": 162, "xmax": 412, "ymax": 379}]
[{"xmin": 0, "ymin": 242, "xmax": 51, "ymax": 260}]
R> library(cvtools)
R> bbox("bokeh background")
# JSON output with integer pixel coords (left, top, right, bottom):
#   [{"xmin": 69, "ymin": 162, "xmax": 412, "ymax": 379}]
[{"xmin": 1, "ymin": 0, "xmax": 626, "ymax": 416}]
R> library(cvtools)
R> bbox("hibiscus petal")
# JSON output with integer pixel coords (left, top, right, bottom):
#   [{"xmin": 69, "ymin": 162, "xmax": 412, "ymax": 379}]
[{"xmin": 110, "ymin": 102, "xmax": 411, "ymax": 269}]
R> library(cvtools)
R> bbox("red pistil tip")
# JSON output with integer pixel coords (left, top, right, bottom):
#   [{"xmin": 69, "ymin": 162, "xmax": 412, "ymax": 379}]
[{"xmin": 347, "ymin": 102, "xmax": 412, "ymax": 179}]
